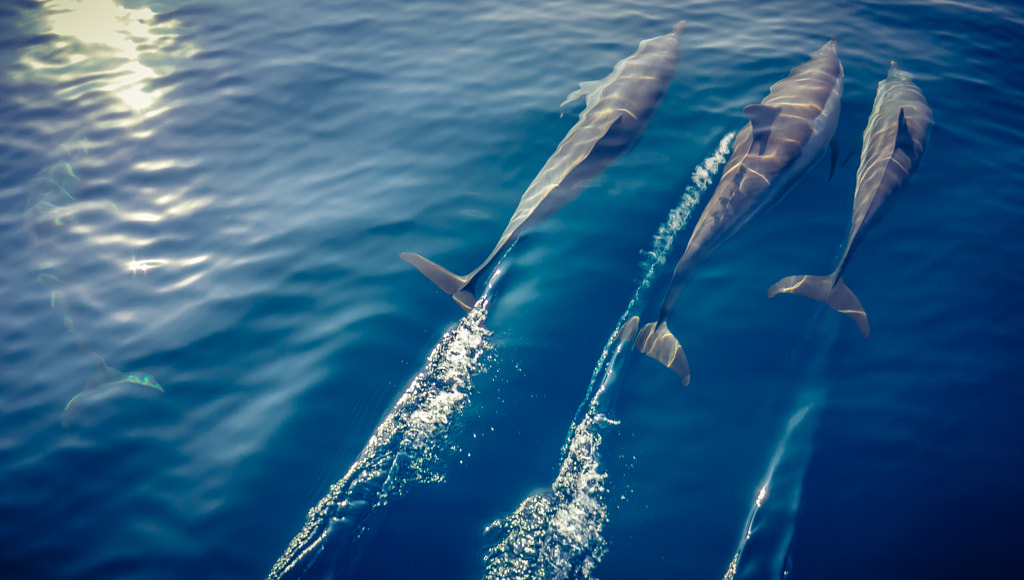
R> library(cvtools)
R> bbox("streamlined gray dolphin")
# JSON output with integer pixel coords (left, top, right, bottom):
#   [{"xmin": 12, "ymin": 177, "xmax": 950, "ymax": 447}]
[
  {"xmin": 768, "ymin": 62, "xmax": 931, "ymax": 337},
  {"xmin": 635, "ymin": 39, "xmax": 843, "ymax": 385},
  {"xmin": 401, "ymin": 21, "xmax": 686, "ymax": 311}
]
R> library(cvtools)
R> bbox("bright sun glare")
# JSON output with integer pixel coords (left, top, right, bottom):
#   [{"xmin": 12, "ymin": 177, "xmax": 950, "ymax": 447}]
[{"xmin": 41, "ymin": 0, "xmax": 179, "ymax": 113}]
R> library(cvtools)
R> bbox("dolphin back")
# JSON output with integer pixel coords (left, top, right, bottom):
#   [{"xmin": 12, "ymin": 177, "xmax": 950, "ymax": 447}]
[
  {"xmin": 767, "ymin": 61, "xmax": 930, "ymax": 338},
  {"xmin": 636, "ymin": 38, "xmax": 843, "ymax": 384},
  {"xmin": 402, "ymin": 22, "xmax": 684, "ymax": 311},
  {"xmin": 852, "ymin": 62, "xmax": 932, "ymax": 231}
]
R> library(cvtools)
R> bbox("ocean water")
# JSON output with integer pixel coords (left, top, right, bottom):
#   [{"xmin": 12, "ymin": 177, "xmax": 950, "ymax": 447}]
[{"xmin": 1, "ymin": 1, "xmax": 1022, "ymax": 579}]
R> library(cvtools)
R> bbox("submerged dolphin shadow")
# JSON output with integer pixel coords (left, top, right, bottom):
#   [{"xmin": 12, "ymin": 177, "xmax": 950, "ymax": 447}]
[{"xmin": 26, "ymin": 142, "xmax": 164, "ymax": 426}]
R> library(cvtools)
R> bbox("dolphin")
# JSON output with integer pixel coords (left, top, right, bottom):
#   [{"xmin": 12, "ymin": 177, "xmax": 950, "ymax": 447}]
[
  {"xmin": 401, "ymin": 21, "xmax": 686, "ymax": 311},
  {"xmin": 60, "ymin": 351, "xmax": 163, "ymax": 427},
  {"xmin": 768, "ymin": 61, "xmax": 931, "ymax": 337},
  {"xmin": 635, "ymin": 39, "xmax": 843, "ymax": 385}
]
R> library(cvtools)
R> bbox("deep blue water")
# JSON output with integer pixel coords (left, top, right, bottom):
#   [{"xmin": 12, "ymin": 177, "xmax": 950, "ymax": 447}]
[{"xmin": 2, "ymin": 0, "xmax": 1023, "ymax": 579}]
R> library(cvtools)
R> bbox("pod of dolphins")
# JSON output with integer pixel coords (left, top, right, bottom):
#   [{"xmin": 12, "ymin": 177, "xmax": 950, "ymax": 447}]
[{"xmin": 402, "ymin": 21, "xmax": 932, "ymax": 385}]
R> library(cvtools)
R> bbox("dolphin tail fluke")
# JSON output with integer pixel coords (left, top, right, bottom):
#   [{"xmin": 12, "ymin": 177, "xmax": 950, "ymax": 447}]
[
  {"xmin": 635, "ymin": 321, "xmax": 690, "ymax": 385},
  {"xmin": 451, "ymin": 290, "xmax": 476, "ymax": 313},
  {"xmin": 768, "ymin": 274, "xmax": 870, "ymax": 338},
  {"xmin": 399, "ymin": 252, "xmax": 476, "ymax": 312}
]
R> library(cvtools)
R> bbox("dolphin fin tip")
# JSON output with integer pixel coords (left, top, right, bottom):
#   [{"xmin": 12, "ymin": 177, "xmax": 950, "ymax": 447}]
[
  {"xmin": 616, "ymin": 316, "xmax": 640, "ymax": 342},
  {"xmin": 768, "ymin": 274, "xmax": 832, "ymax": 301},
  {"xmin": 400, "ymin": 251, "xmax": 470, "ymax": 299},
  {"xmin": 130, "ymin": 373, "xmax": 164, "ymax": 393},
  {"xmin": 453, "ymin": 290, "xmax": 476, "ymax": 313},
  {"xmin": 63, "ymin": 392, "xmax": 81, "ymax": 413},
  {"xmin": 635, "ymin": 321, "xmax": 691, "ymax": 385}
]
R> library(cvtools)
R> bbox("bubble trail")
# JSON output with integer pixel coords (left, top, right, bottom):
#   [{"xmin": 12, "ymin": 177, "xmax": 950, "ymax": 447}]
[
  {"xmin": 721, "ymin": 401, "xmax": 817, "ymax": 580},
  {"xmin": 482, "ymin": 133, "xmax": 735, "ymax": 580},
  {"xmin": 267, "ymin": 267, "xmax": 506, "ymax": 580},
  {"xmin": 722, "ymin": 312, "xmax": 841, "ymax": 580}
]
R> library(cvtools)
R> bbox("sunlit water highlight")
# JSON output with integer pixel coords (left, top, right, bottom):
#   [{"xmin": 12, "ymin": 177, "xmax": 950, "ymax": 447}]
[
  {"xmin": 28, "ymin": 0, "xmax": 191, "ymax": 115},
  {"xmin": 482, "ymin": 133, "xmax": 734, "ymax": 580},
  {"xmin": 16, "ymin": 1, "xmax": 194, "ymax": 421},
  {"xmin": 26, "ymin": 139, "xmax": 170, "ymax": 423},
  {"xmin": 267, "ymin": 269, "xmax": 506, "ymax": 579}
]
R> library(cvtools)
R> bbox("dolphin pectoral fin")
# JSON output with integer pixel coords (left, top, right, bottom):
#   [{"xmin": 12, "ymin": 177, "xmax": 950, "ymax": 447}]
[
  {"xmin": 616, "ymin": 316, "xmax": 640, "ymax": 342},
  {"xmin": 829, "ymin": 133, "xmax": 839, "ymax": 179},
  {"xmin": 635, "ymin": 321, "xmax": 690, "ymax": 386},
  {"xmin": 743, "ymin": 104, "xmax": 781, "ymax": 155},
  {"xmin": 560, "ymin": 80, "xmax": 603, "ymax": 110},
  {"xmin": 400, "ymin": 251, "xmax": 471, "ymax": 298},
  {"xmin": 768, "ymin": 274, "xmax": 870, "ymax": 338}
]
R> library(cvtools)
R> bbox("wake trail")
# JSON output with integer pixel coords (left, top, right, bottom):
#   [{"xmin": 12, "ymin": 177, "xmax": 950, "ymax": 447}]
[
  {"xmin": 721, "ymin": 313, "xmax": 841, "ymax": 580},
  {"xmin": 721, "ymin": 396, "xmax": 818, "ymax": 580},
  {"xmin": 482, "ymin": 133, "xmax": 735, "ymax": 580},
  {"xmin": 267, "ymin": 268, "xmax": 507, "ymax": 580}
]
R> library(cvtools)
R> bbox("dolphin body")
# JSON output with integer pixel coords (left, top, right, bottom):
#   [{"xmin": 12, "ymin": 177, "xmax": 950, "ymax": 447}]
[
  {"xmin": 635, "ymin": 39, "xmax": 843, "ymax": 385},
  {"xmin": 768, "ymin": 62, "xmax": 931, "ymax": 337},
  {"xmin": 401, "ymin": 21, "xmax": 686, "ymax": 312}
]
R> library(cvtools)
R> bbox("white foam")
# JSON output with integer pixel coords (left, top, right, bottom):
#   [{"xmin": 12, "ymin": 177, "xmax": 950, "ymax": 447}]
[
  {"xmin": 484, "ymin": 134, "xmax": 735, "ymax": 580},
  {"xmin": 268, "ymin": 297, "xmax": 493, "ymax": 579}
]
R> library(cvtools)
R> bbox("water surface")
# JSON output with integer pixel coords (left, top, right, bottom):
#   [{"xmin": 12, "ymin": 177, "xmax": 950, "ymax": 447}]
[{"xmin": 1, "ymin": 1, "xmax": 1022, "ymax": 579}]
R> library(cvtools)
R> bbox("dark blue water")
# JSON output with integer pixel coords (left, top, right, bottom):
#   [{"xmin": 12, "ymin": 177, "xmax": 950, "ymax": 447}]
[{"xmin": 2, "ymin": 1, "xmax": 1022, "ymax": 579}]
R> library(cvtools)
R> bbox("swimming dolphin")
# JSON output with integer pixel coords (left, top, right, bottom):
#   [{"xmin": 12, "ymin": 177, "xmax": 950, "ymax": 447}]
[
  {"xmin": 635, "ymin": 39, "xmax": 843, "ymax": 385},
  {"xmin": 401, "ymin": 21, "xmax": 686, "ymax": 312},
  {"xmin": 767, "ymin": 61, "xmax": 931, "ymax": 337},
  {"xmin": 60, "ymin": 351, "xmax": 163, "ymax": 427}
]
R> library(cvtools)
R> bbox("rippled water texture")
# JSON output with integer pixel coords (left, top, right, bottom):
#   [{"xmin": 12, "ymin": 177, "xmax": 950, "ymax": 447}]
[{"xmin": 1, "ymin": 1, "xmax": 1023, "ymax": 579}]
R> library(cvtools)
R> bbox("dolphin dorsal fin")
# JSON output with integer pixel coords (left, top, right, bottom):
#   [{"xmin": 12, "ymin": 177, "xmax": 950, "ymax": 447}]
[
  {"xmin": 743, "ymin": 104, "xmax": 781, "ymax": 155},
  {"xmin": 894, "ymin": 108, "xmax": 914, "ymax": 157}
]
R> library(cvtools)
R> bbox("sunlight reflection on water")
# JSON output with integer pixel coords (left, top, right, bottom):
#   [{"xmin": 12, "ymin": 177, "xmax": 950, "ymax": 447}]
[{"xmin": 27, "ymin": 0, "xmax": 194, "ymax": 117}]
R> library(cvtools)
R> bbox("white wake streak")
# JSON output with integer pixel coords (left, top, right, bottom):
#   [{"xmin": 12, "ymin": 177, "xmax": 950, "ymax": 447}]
[
  {"xmin": 721, "ymin": 402, "xmax": 815, "ymax": 580},
  {"xmin": 483, "ymin": 134, "xmax": 735, "ymax": 580},
  {"xmin": 267, "ymin": 273, "xmax": 502, "ymax": 580},
  {"xmin": 721, "ymin": 310, "xmax": 840, "ymax": 579}
]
